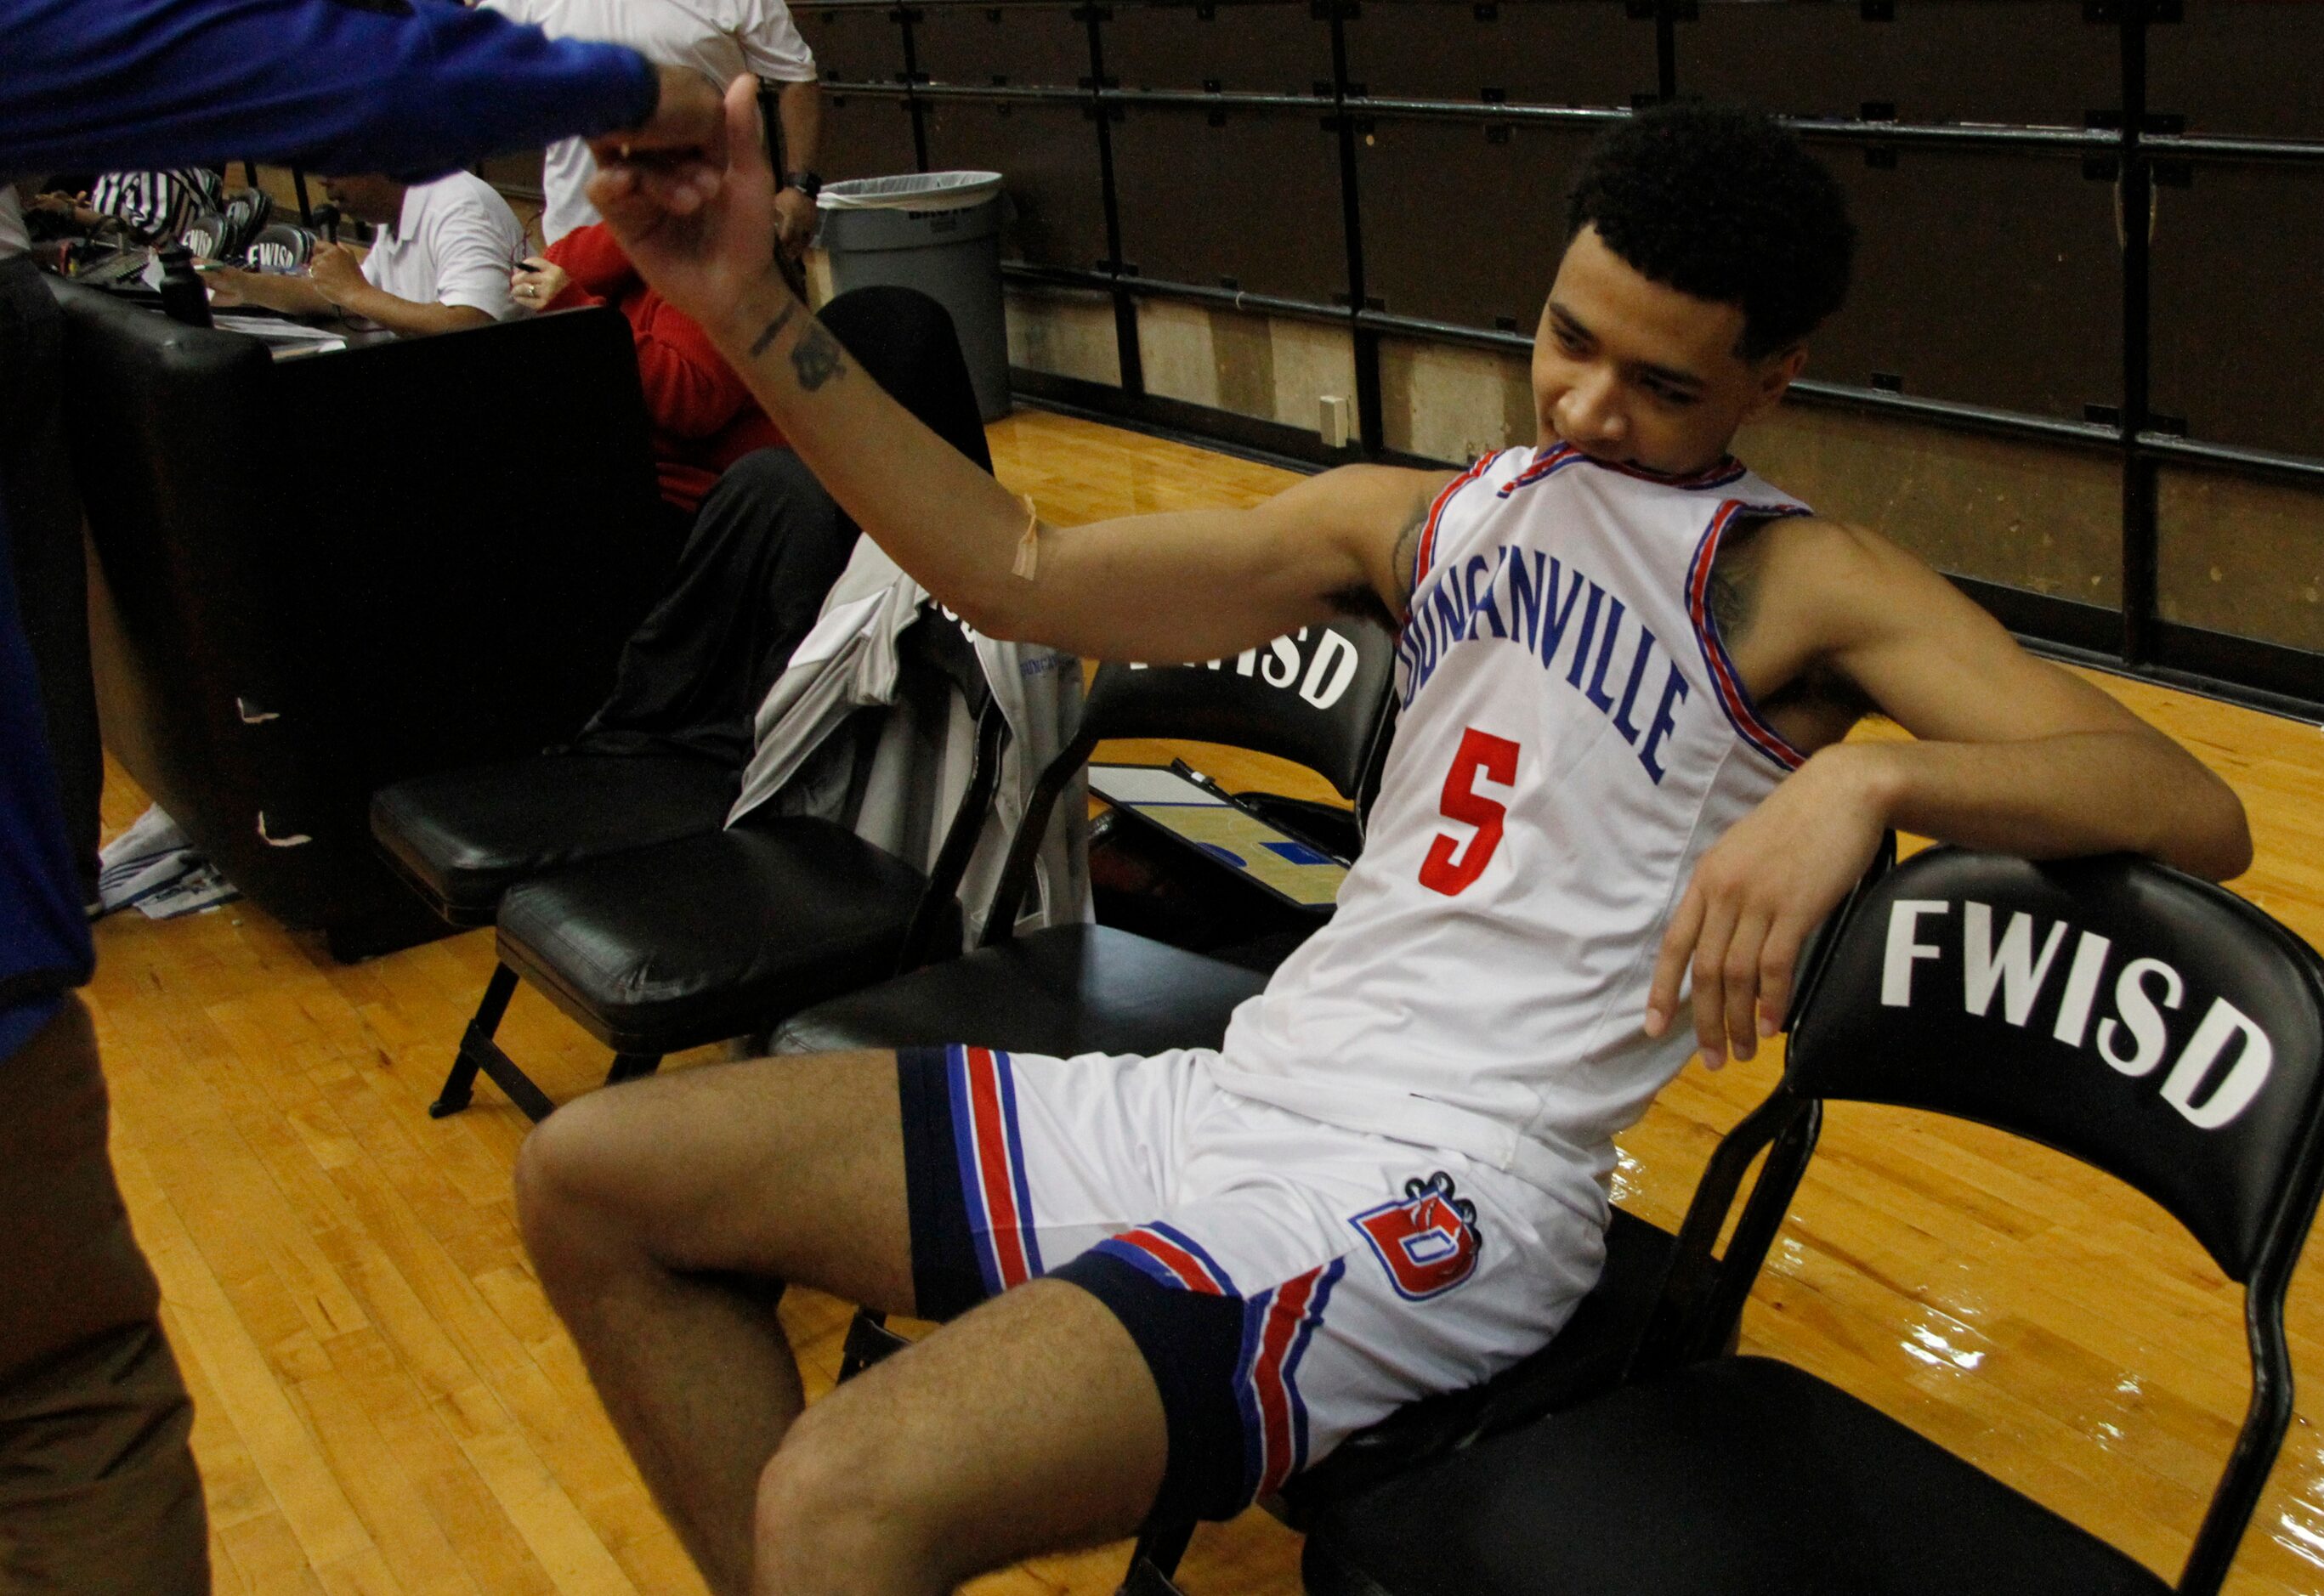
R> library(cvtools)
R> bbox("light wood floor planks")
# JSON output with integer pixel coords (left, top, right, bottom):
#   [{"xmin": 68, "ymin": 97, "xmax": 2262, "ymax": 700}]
[{"xmin": 77, "ymin": 405, "xmax": 2324, "ymax": 1594}]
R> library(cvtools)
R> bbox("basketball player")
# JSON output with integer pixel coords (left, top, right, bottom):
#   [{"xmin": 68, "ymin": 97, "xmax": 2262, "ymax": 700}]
[{"xmin": 513, "ymin": 85, "xmax": 2253, "ymax": 1596}]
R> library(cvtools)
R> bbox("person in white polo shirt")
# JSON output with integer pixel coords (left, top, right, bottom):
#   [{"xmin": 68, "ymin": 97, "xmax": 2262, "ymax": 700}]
[
  {"xmin": 480, "ymin": 0, "xmax": 821, "ymax": 253},
  {"xmin": 207, "ymin": 168, "xmax": 528, "ymax": 337}
]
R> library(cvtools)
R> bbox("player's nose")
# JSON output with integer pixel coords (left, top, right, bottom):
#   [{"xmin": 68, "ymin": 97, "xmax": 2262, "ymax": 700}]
[{"xmin": 1556, "ymin": 371, "xmax": 1628, "ymax": 450}]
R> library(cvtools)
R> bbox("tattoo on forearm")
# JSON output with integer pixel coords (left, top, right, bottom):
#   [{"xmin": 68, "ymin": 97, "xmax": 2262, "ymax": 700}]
[
  {"xmin": 790, "ymin": 323, "xmax": 846, "ymax": 391},
  {"xmin": 748, "ymin": 301, "xmax": 799, "ymax": 357}
]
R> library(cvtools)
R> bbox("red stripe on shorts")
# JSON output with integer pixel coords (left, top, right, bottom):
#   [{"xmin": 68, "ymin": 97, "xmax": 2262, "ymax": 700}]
[
  {"xmin": 1118, "ymin": 1227, "xmax": 1229, "ymax": 1294},
  {"xmin": 966, "ymin": 1047, "xmax": 1033, "ymax": 1288},
  {"xmin": 1250, "ymin": 1268, "xmax": 1321, "ymax": 1495}
]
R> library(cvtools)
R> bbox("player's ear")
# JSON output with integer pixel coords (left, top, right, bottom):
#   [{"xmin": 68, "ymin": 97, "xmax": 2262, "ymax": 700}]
[{"xmin": 1743, "ymin": 345, "xmax": 1808, "ymax": 422}]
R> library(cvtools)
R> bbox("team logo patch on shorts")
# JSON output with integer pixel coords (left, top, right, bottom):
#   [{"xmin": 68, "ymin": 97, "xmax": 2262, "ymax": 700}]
[{"xmin": 1350, "ymin": 1173, "xmax": 1482, "ymax": 1301}]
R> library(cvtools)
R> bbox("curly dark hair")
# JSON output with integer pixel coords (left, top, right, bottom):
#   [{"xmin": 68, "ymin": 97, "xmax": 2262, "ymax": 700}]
[{"xmin": 1567, "ymin": 103, "xmax": 1855, "ymax": 361}]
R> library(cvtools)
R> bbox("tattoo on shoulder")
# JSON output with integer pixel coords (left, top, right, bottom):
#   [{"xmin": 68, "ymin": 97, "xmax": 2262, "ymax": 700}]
[
  {"xmin": 790, "ymin": 323, "xmax": 846, "ymax": 392},
  {"xmin": 1709, "ymin": 557, "xmax": 1755, "ymax": 649},
  {"xmin": 1708, "ymin": 517, "xmax": 1767, "ymax": 649},
  {"xmin": 747, "ymin": 302, "xmax": 799, "ymax": 357}
]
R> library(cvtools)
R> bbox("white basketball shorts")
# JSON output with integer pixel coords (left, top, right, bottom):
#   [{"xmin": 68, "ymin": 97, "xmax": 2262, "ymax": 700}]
[{"xmin": 894, "ymin": 1043, "xmax": 1604, "ymax": 1525}]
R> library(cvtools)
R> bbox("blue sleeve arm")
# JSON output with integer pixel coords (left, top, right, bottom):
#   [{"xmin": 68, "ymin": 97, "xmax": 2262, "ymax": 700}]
[{"xmin": 2, "ymin": 0, "xmax": 660, "ymax": 181}]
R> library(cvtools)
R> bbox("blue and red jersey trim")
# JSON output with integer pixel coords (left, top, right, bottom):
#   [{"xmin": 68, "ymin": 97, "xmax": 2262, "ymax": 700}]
[
  {"xmin": 1414, "ymin": 445, "xmax": 1749, "ymax": 601},
  {"xmin": 1686, "ymin": 500, "xmax": 1813, "ymax": 773},
  {"xmin": 1584, "ymin": 451, "xmax": 1749, "ymax": 492},
  {"xmin": 945, "ymin": 1044, "xmax": 1046, "ymax": 1293},
  {"xmin": 1502, "ymin": 443, "xmax": 1749, "ymax": 499},
  {"xmin": 1411, "ymin": 450, "xmax": 1507, "ymax": 590},
  {"xmin": 1494, "ymin": 442, "xmax": 1585, "ymax": 500}
]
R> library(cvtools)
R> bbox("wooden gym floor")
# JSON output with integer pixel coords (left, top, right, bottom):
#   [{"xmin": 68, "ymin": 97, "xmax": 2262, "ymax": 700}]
[{"xmin": 84, "ymin": 407, "xmax": 2324, "ymax": 1595}]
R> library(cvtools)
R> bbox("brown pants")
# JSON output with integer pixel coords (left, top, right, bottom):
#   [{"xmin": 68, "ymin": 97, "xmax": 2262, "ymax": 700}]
[{"xmin": 0, "ymin": 996, "xmax": 208, "ymax": 1594}]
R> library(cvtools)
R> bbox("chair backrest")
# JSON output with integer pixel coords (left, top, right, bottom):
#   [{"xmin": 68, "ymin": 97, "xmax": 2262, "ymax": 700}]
[
  {"xmin": 1080, "ymin": 619, "xmax": 1399, "ymax": 801},
  {"xmin": 819, "ymin": 286, "xmax": 993, "ymax": 475},
  {"xmin": 1663, "ymin": 846, "xmax": 2324, "ymax": 1595},
  {"xmin": 265, "ymin": 308, "xmax": 677, "ymax": 790},
  {"xmin": 893, "ymin": 603, "xmax": 995, "ymax": 722},
  {"xmin": 1790, "ymin": 847, "xmax": 2324, "ymax": 1284},
  {"xmin": 977, "ymin": 615, "xmax": 1399, "ymax": 940},
  {"xmin": 888, "ymin": 606, "xmax": 1010, "ymax": 965}
]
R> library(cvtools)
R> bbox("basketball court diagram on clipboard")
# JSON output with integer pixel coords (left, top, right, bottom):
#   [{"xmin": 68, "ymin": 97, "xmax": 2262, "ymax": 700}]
[{"xmin": 1088, "ymin": 763, "xmax": 1350, "ymax": 911}]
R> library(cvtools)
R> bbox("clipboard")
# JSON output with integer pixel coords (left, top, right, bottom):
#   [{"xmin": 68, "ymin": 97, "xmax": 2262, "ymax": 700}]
[{"xmin": 1088, "ymin": 761, "xmax": 1349, "ymax": 912}]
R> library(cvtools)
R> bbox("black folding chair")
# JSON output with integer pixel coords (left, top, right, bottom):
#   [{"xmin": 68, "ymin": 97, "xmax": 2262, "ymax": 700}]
[
  {"xmin": 1303, "ymin": 846, "xmax": 2324, "ymax": 1596},
  {"xmin": 428, "ymin": 608, "xmax": 1011, "ymax": 1120},
  {"xmin": 369, "ymin": 286, "xmax": 995, "ymax": 1114}
]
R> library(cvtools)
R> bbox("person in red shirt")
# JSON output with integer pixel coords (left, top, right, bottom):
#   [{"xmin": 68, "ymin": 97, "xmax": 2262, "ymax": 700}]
[
  {"xmin": 522, "ymin": 269, "xmax": 996, "ymax": 773},
  {"xmin": 513, "ymin": 219, "xmax": 785, "ymax": 518}
]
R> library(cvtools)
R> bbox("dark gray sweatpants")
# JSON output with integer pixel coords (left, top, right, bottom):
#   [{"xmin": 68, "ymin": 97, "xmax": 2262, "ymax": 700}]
[{"xmin": 0, "ymin": 997, "xmax": 207, "ymax": 1594}]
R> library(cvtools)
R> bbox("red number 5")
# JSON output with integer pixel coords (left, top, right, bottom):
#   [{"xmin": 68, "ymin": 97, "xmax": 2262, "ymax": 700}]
[{"xmin": 1419, "ymin": 727, "xmax": 1520, "ymax": 897}]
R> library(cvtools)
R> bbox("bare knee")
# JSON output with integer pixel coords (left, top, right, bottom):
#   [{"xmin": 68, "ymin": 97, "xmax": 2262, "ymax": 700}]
[
  {"xmin": 513, "ymin": 1093, "xmax": 640, "ymax": 1264},
  {"xmin": 754, "ymin": 1402, "xmax": 948, "ymax": 1596}
]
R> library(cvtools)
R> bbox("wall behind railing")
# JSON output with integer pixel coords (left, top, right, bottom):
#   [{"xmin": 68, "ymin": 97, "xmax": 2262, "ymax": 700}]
[{"xmin": 794, "ymin": 0, "xmax": 2324, "ymax": 716}]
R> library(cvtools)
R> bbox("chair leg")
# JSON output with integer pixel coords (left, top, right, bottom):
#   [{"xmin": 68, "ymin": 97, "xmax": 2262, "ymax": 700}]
[
  {"xmin": 1119, "ymin": 1519, "xmax": 1196, "ymax": 1595},
  {"xmin": 428, "ymin": 964, "xmax": 558, "ymax": 1123},
  {"xmin": 837, "ymin": 1309, "xmax": 912, "ymax": 1381},
  {"xmin": 431, "ymin": 964, "xmax": 518, "ymax": 1118},
  {"xmin": 603, "ymin": 1052, "xmax": 663, "ymax": 1089}
]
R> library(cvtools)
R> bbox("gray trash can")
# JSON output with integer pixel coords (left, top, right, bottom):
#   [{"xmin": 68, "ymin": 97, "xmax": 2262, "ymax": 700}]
[{"xmin": 817, "ymin": 171, "xmax": 1011, "ymax": 422}]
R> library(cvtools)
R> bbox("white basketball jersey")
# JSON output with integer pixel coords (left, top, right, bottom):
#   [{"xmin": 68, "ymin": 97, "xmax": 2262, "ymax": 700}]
[{"xmin": 1213, "ymin": 444, "xmax": 1811, "ymax": 1220}]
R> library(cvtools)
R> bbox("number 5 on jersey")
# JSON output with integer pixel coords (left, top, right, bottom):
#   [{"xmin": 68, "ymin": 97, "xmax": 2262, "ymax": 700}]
[{"xmin": 1420, "ymin": 727, "xmax": 1520, "ymax": 897}]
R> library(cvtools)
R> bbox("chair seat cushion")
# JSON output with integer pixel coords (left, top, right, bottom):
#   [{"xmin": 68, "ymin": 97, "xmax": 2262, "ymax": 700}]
[
  {"xmin": 372, "ymin": 754, "xmax": 738, "ymax": 925},
  {"xmin": 1278, "ymin": 1205, "xmax": 1688, "ymax": 1525},
  {"xmin": 1302, "ymin": 1355, "xmax": 2169, "ymax": 1596},
  {"xmin": 496, "ymin": 816, "xmax": 927, "ymax": 1055},
  {"xmin": 770, "ymin": 925, "xmax": 1270, "ymax": 1059}
]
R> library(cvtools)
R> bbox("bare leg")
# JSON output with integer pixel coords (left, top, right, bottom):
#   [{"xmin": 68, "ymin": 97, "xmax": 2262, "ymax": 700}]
[
  {"xmin": 754, "ymin": 1278, "xmax": 1167, "ymax": 1596},
  {"xmin": 517, "ymin": 1049, "xmax": 1171, "ymax": 1596},
  {"xmin": 514, "ymin": 1050, "xmax": 920, "ymax": 1595}
]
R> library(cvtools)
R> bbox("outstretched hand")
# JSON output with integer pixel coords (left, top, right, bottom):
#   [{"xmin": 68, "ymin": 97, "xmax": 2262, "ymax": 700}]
[
  {"xmin": 1643, "ymin": 745, "xmax": 1890, "ymax": 1069},
  {"xmin": 587, "ymin": 73, "xmax": 781, "ymax": 331}
]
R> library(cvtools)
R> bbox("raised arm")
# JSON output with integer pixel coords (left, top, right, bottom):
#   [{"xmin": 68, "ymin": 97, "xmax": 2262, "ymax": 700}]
[
  {"xmin": 1, "ymin": 0, "xmax": 723, "ymax": 179},
  {"xmin": 591, "ymin": 76, "xmax": 1443, "ymax": 662},
  {"xmin": 1647, "ymin": 514, "xmax": 2252, "ymax": 1068}
]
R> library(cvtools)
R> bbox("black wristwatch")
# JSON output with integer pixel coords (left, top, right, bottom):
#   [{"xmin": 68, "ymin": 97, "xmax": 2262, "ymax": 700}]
[{"xmin": 783, "ymin": 170, "xmax": 823, "ymax": 199}]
